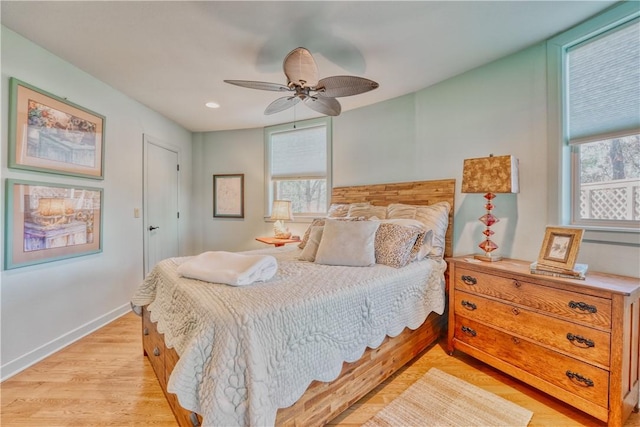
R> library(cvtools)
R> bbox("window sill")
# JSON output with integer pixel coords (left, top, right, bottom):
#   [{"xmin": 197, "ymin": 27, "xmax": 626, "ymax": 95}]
[{"xmin": 581, "ymin": 226, "xmax": 640, "ymax": 246}]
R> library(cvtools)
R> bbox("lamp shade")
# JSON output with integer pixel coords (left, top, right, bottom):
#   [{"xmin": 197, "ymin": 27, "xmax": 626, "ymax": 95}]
[
  {"xmin": 461, "ymin": 155, "xmax": 519, "ymax": 194},
  {"xmin": 270, "ymin": 200, "xmax": 293, "ymax": 221}
]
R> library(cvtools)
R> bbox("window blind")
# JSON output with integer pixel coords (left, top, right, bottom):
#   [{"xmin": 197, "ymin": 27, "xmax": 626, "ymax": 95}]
[
  {"xmin": 567, "ymin": 19, "xmax": 640, "ymax": 144},
  {"xmin": 270, "ymin": 125, "xmax": 327, "ymax": 178}
]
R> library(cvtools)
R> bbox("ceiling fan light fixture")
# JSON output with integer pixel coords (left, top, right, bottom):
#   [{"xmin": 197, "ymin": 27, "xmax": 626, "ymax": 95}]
[{"xmin": 224, "ymin": 47, "xmax": 379, "ymax": 117}]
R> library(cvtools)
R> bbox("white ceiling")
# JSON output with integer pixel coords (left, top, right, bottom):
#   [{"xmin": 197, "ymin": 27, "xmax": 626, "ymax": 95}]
[{"xmin": 1, "ymin": 1, "xmax": 616, "ymax": 132}]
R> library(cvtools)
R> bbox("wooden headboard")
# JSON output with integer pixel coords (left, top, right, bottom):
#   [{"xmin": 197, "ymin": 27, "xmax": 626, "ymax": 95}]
[{"xmin": 331, "ymin": 179, "xmax": 456, "ymax": 258}]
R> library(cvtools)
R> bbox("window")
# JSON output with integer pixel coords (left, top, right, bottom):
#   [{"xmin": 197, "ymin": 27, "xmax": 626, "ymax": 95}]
[
  {"xmin": 264, "ymin": 117, "xmax": 332, "ymax": 219},
  {"xmin": 548, "ymin": 2, "xmax": 639, "ymax": 240}
]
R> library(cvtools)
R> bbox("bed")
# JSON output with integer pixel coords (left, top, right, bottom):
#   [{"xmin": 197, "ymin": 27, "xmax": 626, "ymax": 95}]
[{"xmin": 131, "ymin": 179, "xmax": 455, "ymax": 426}]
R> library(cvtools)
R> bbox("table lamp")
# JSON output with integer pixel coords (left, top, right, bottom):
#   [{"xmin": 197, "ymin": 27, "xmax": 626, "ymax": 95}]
[
  {"xmin": 462, "ymin": 154, "xmax": 519, "ymax": 261},
  {"xmin": 270, "ymin": 200, "xmax": 293, "ymax": 239}
]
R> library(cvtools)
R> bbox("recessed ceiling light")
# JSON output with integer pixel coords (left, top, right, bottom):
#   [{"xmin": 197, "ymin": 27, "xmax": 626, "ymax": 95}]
[{"xmin": 205, "ymin": 101, "xmax": 220, "ymax": 109}]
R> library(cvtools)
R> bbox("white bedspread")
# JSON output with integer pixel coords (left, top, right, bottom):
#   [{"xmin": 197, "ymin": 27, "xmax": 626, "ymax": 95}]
[
  {"xmin": 131, "ymin": 247, "xmax": 446, "ymax": 426},
  {"xmin": 176, "ymin": 251, "xmax": 277, "ymax": 286}
]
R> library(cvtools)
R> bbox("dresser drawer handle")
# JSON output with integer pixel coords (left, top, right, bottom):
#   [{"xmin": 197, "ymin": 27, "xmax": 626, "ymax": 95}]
[
  {"xmin": 511, "ymin": 307, "xmax": 520, "ymax": 316},
  {"xmin": 568, "ymin": 301, "xmax": 598, "ymax": 314},
  {"xmin": 190, "ymin": 412, "xmax": 201, "ymax": 427},
  {"xmin": 513, "ymin": 280, "xmax": 522, "ymax": 288},
  {"xmin": 566, "ymin": 370, "xmax": 594, "ymax": 387},
  {"xmin": 461, "ymin": 326, "xmax": 477, "ymax": 337},
  {"xmin": 461, "ymin": 275, "xmax": 477, "ymax": 285},
  {"xmin": 566, "ymin": 333, "xmax": 595, "ymax": 348},
  {"xmin": 511, "ymin": 337, "xmax": 521, "ymax": 344},
  {"xmin": 143, "ymin": 327, "xmax": 149, "ymax": 336},
  {"xmin": 153, "ymin": 346, "xmax": 161, "ymax": 357},
  {"xmin": 461, "ymin": 300, "xmax": 477, "ymax": 311}
]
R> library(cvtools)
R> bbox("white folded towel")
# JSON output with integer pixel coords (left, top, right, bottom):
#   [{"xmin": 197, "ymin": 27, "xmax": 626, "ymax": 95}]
[{"xmin": 176, "ymin": 251, "xmax": 278, "ymax": 286}]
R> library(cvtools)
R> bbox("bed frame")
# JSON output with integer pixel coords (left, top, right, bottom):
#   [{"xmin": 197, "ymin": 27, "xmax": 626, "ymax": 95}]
[{"xmin": 142, "ymin": 178, "xmax": 455, "ymax": 426}]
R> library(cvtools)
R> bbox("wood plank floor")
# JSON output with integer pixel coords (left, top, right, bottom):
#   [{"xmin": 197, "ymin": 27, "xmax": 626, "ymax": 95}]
[{"xmin": 1, "ymin": 312, "xmax": 639, "ymax": 426}]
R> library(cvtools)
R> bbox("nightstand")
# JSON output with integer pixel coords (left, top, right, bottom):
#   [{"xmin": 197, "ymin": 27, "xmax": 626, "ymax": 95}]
[
  {"xmin": 447, "ymin": 256, "xmax": 640, "ymax": 427},
  {"xmin": 255, "ymin": 236, "xmax": 300, "ymax": 247}
]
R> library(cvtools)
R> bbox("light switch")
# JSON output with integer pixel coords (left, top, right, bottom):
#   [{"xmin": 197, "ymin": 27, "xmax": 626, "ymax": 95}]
[{"xmin": 134, "ymin": 208, "xmax": 140, "ymax": 218}]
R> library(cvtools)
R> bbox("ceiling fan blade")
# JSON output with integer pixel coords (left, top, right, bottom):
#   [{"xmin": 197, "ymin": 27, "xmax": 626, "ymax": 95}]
[
  {"xmin": 224, "ymin": 80, "xmax": 290, "ymax": 92},
  {"xmin": 315, "ymin": 76, "xmax": 379, "ymax": 98},
  {"xmin": 264, "ymin": 96, "xmax": 301, "ymax": 115},
  {"xmin": 283, "ymin": 47, "xmax": 319, "ymax": 88},
  {"xmin": 304, "ymin": 96, "xmax": 341, "ymax": 116}
]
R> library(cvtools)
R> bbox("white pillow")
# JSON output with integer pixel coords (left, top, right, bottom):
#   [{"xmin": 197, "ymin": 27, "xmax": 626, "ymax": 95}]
[
  {"xmin": 347, "ymin": 204, "xmax": 387, "ymax": 219},
  {"xmin": 415, "ymin": 202, "xmax": 450, "ymax": 257},
  {"xmin": 314, "ymin": 220, "xmax": 379, "ymax": 267},
  {"xmin": 299, "ymin": 226, "xmax": 324, "ymax": 262},
  {"xmin": 327, "ymin": 203, "xmax": 350, "ymax": 218},
  {"xmin": 386, "ymin": 202, "xmax": 450, "ymax": 258}
]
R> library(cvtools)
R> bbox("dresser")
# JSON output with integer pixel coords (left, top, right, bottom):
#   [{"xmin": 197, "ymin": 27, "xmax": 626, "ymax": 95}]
[
  {"xmin": 142, "ymin": 306, "xmax": 202, "ymax": 427},
  {"xmin": 447, "ymin": 256, "xmax": 640, "ymax": 426}
]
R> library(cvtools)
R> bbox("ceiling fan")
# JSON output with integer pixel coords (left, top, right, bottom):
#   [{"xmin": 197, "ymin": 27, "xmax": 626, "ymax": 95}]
[{"xmin": 224, "ymin": 47, "xmax": 379, "ymax": 116}]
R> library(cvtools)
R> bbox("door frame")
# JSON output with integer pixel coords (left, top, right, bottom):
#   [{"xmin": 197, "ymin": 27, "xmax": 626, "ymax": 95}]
[{"xmin": 143, "ymin": 133, "xmax": 181, "ymax": 276}]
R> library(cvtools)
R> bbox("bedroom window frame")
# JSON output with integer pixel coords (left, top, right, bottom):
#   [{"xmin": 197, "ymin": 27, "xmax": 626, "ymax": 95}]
[
  {"xmin": 546, "ymin": 2, "xmax": 640, "ymax": 246},
  {"xmin": 264, "ymin": 117, "xmax": 332, "ymax": 221}
]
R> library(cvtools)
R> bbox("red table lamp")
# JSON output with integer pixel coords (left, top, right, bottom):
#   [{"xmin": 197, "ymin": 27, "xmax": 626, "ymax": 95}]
[{"xmin": 462, "ymin": 154, "xmax": 519, "ymax": 262}]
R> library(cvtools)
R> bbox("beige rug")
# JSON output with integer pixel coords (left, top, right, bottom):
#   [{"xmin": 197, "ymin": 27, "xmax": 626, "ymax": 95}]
[{"xmin": 363, "ymin": 368, "xmax": 533, "ymax": 427}]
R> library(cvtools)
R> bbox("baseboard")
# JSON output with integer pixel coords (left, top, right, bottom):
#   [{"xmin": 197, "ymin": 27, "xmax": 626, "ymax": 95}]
[{"xmin": 0, "ymin": 303, "xmax": 132, "ymax": 382}]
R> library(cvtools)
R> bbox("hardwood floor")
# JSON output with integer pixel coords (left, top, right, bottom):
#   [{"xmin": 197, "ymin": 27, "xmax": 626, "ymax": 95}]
[{"xmin": 1, "ymin": 311, "xmax": 638, "ymax": 426}]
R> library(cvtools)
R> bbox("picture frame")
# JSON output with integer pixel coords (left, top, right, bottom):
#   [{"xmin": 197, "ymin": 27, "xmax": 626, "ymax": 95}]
[
  {"xmin": 213, "ymin": 174, "xmax": 244, "ymax": 218},
  {"xmin": 8, "ymin": 78, "xmax": 106, "ymax": 179},
  {"xmin": 536, "ymin": 226, "xmax": 584, "ymax": 272},
  {"xmin": 5, "ymin": 179, "xmax": 103, "ymax": 270}
]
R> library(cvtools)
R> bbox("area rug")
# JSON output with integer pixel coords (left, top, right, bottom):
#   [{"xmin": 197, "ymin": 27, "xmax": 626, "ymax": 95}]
[{"xmin": 362, "ymin": 368, "xmax": 533, "ymax": 427}]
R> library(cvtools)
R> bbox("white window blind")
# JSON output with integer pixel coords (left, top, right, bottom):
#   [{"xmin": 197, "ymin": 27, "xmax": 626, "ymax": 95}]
[
  {"xmin": 270, "ymin": 125, "xmax": 327, "ymax": 179},
  {"xmin": 567, "ymin": 19, "xmax": 640, "ymax": 144}
]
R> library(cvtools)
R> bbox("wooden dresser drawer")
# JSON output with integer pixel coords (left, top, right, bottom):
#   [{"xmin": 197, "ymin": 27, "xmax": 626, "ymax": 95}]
[
  {"xmin": 455, "ymin": 267, "xmax": 612, "ymax": 329},
  {"xmin": 142, "ymin": 307, "xmax": 166, "ymax": 389},
  {"xmin": 454, "ymin": 290, "xmax": 611, "ymax": 367},
  {"xmin": 454, "ymin": 316, "xmax": 609, "ymax": 408}
]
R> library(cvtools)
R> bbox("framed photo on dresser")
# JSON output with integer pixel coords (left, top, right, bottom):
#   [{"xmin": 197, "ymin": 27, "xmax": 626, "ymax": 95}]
[{"xmin": 536, "ymin": 226, "xmax": 584, "ymax": 272}]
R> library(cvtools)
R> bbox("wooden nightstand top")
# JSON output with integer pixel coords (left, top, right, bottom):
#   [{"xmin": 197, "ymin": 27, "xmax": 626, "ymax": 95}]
[{"xmin": 255, "ymin": 236, "xmax": 300, "ymax": 247}]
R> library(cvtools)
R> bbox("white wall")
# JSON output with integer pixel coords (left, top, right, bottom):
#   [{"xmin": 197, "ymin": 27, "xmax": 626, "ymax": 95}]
[
  {"xmin": 194, "ymin": 42, "xmax": 639, "ymax": 278},
  {"xmin": 0, "ymin": 27, "xmax": 194, "ymax": 380}
]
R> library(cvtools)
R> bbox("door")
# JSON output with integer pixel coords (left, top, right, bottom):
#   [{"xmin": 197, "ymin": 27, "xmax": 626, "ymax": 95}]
[{"xmin": 144, "ymin": 135, "xmax": 179, "ymax": 275}]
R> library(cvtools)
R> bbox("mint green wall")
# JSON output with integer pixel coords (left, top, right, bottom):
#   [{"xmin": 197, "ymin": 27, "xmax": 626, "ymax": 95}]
[
  {"xmin": 0, "ymin": 27, "xmax": 194, "ymax": 380},
  {"xmin": 196, "ymin": 42, "xmax": 639, "ymax": 278},
  {"xmin": 193, "ymin": 127, "xmax": 282, "ymax": 252}
]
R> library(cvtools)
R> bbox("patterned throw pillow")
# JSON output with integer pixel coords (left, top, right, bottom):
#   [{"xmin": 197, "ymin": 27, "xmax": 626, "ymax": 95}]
[{"xmin": 374, "ymin": 223, "xmax": 422, "ymax": 268}]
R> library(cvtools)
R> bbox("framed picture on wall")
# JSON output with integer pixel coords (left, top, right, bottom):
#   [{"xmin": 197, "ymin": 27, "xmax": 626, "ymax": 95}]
[
  {"xmin": 213, "ymin": 174, "xmax": 244, "ymax": 218},
  {"xmin": 8, "ymin": 78, "xmax": 106, "ymax": 179},
  {"xmin": 5, "ymin": 179, "xmax": 103, "ymax": 269}
]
